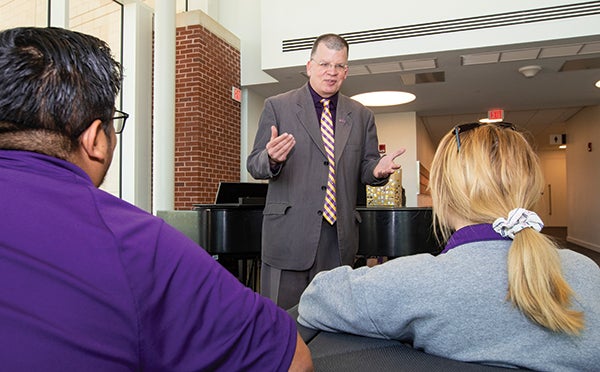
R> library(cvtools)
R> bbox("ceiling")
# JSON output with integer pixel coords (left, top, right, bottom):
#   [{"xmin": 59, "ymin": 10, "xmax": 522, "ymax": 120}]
[{"xmin": 246, "ymin": 35, "xmax": 600, "ymax": 151}]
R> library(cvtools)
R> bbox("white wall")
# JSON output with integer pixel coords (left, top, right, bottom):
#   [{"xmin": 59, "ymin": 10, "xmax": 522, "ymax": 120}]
[
  {"xmin": 205, "ymin": 1, "xmax": 600, "ymax": 88},
  {"xmin": 259, "ymin": 0, "xmax": 600, "ymax": 72},
  {"xmin": 211, "ymin": 0, "xmax": 276, "ymax": 86},
  {"xmin": 566, "ymin": 105, "xmax": 600, "ymax": 252},
  {"xmin": 121, "ymin": 2, "xmax": 154, "ymax": 212},
  {"xmin": 241, "ymin": 88, "xmax": 266, "ymax": 182}
]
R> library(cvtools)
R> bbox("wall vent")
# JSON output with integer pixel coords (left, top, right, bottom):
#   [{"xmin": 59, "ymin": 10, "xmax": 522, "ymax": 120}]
[{"xmin": 282, "ymin": 1, "xmax": 600, "ymax": 52}]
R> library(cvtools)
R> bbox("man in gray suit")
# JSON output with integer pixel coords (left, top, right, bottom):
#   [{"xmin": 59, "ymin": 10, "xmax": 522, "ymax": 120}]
[{"xmin": 247, "ymin": 33, "xmax": 404, "ymax": 309}]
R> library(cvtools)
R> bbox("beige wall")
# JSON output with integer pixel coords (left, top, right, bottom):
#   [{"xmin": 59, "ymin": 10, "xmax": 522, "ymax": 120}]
[
  {"xmin": 416, "ymin": 116, "xmax": 436, "ymax": 170},
  {"xmin": 416, "ymin": 116, "xmax": 436, "ymax": 206},
  {"xmin": 566, "ymin": 105, "xmax": 600, "ymax": 252},
  {"xmin": 373, "ymin": 112, "xmax": 420, "ymax": 207}
]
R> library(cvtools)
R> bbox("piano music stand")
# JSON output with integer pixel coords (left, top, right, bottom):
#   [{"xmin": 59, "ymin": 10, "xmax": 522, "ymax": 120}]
[{"xmin": 214, "ymin": 182, "xmax": 267, "ymax": 204}]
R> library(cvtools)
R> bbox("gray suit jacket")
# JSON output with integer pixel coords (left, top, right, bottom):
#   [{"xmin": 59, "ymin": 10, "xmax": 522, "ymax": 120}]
[{"xmin": 247, "ymin": 83, "xmax": 387, "ymax": 270}]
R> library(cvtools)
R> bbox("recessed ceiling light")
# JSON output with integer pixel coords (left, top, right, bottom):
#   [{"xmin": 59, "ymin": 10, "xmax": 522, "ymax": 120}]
[
  {"xmin": 595, "ymin": 79, "xmax": 600, "ymax": 88},
  {"xmin": 351, "ymin": 91, "xmax": 416, "ymax": 107}
]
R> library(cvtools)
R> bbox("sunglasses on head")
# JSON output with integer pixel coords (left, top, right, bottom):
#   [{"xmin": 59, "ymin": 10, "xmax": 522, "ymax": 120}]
[{"xmin": 453, "ymin": 122, "xmax": 515, "ymax": 152}]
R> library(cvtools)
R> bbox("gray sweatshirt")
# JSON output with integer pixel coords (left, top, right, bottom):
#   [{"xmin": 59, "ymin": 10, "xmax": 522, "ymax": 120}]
[{"xmin": 298, "ymin": 241, "xmax": 600, "ymax": 371}]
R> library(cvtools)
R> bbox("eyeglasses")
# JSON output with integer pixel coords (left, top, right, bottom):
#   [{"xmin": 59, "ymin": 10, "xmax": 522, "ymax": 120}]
[
  {"xmin": 453, "ymin": 122, "xmax": 515, "ymax": 152},
  {"xmin": 311, "ymin": 59, "xmax": 348, "ymax": 72},
  {"xmin": 111, "ymin": 109, "xmax": 129, "ymax": 134}
]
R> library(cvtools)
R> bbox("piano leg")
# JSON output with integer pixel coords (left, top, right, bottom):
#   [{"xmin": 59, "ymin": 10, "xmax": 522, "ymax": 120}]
[
  {"xmin": 218, "ymin": 255, "xmax": 261, "ymax": 293},
  {"xmin": 246, "ymin": 257, "xmax": 261, "ymax": 292}
]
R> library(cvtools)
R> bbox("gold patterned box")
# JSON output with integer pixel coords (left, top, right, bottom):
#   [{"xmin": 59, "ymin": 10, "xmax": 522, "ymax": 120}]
[{"xmin": 366, "ymin": 168, "xmax": 403, "ymax": 207}]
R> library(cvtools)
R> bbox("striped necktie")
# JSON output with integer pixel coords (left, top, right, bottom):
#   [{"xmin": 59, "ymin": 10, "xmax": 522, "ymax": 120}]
[{"xmin": 320, "ymin": 99, "xmax": 336, "ymax": 225}]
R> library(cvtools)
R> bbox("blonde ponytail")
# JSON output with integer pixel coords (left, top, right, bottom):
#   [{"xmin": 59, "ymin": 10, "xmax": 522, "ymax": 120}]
[{"xmin": 507, "ymin": 228, "xmax": 584, "ymax": 334}]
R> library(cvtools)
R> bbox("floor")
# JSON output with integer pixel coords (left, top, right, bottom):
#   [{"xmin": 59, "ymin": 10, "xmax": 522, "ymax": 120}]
[{"xmin": 542, "ymin": 227, "xmax": 600, "ymax": 267}]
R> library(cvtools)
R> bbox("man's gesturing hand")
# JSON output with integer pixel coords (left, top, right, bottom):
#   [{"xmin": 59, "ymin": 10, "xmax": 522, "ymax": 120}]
[
  {"xmin": 266, "ymin": 125, "xmax": 296, "ymax": 164},
  {"xmin": 373, "ymin": 148, "xmax": 406, "ymax": 179}
]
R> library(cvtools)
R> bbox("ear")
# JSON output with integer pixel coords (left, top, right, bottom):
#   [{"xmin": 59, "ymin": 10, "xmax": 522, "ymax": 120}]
[
  {"xmin": 79, "ymin": 119, "xmax": 109, "ymax": 163},
  {"xmin": 306, "ymin": 60, "xmax": 312, "ymax": 77},
  {"xmin": 341, "ymin": 67, "xmax": 349, "ymax": 80}
]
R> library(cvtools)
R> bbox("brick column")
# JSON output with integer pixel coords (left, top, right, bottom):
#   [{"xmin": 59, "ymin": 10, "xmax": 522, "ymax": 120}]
[{"xmin": 174, "ymin": 24, "xmax": 241, "ymax": 209}]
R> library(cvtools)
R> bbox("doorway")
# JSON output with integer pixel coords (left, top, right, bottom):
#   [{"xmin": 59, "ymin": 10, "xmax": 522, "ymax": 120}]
[{"xmin": 533, "ymin": 150, "xmax": 567, "ymax": 227}]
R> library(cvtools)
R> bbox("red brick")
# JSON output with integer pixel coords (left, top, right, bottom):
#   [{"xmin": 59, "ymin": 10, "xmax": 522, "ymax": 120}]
[{"xmin": 174, "ymin": 24, "xmax": 241, "ymax": 209}]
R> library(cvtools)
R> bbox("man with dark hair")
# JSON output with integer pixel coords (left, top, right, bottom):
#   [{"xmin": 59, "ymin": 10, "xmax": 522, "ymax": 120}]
[
  {"xmin": 0, "ymin": 27, "xmax": 312, "ymax": 371},
  {"xmin": 247, "ymin": 33, "xmax": 404, "ymax": 309}
]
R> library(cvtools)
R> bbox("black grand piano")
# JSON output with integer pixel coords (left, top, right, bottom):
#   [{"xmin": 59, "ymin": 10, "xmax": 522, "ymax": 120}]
[
  {"xmin": 193, "ymin": 182, "xmax": 443, "ymax": 289},
  {"xmin": 194, "ymin": 182, "xmax": 267, "ymax": 288}
]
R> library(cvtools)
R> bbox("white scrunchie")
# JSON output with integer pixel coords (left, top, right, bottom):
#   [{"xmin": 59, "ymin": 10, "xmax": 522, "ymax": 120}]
[{"xmin": 492, "ymin": 208, "xmax": 544, "ymax": 239}]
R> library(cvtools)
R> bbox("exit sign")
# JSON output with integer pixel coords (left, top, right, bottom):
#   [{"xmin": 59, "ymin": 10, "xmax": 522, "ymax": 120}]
[
  {"xmin": 488, "ymin": 109, "xmax": 504, "ymax": 121},
  {"xmin": 232, "ymin": 86, "xmax": 242, "ymax": 102}
]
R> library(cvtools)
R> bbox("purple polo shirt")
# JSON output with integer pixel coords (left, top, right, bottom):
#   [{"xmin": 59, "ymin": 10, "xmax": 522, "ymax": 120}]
[
  {"xmin": 442, "ymin": 223, "xmax": 511, "ymax": 253},
  {"xmin": 0, "ymin": 150, "xmax": 297, "ymax": 371}
]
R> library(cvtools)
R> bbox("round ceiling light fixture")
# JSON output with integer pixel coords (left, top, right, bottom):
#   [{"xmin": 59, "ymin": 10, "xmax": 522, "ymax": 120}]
[
  {"xmin": 351, "ymin": 91, "xmax": 416, "ymax": 107},
  {"xmin": 595, "ymin": 79, "xmax": 600, "ymax": 88}
]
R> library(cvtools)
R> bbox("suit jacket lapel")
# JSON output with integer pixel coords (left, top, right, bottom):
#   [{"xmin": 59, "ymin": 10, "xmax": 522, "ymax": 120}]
[
  {"xmin": 296, "ymin": 84, "xmax": 328, "ymax": 157},
  {"xmin": 334, "ymin": 95, "xmax": 352, "ymax": 162}
]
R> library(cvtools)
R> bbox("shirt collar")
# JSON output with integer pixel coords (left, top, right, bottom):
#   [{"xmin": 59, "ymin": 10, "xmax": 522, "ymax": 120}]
[
  {"xmin": 442, "ymin": 223, "xmax": 511, "ymax": 253},
  {"xmin": 0, "ymin": 149, "xmax": 93, "ymax": 185},
  {"xmin": 308, "ymin": 83, "xmax": 338, "ymax": 109}
]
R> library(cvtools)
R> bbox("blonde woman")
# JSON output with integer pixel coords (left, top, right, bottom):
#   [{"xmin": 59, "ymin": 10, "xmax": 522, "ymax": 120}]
[{"xmin": 298, "ymin": 123, "xmax": 600, "ymax": 371}]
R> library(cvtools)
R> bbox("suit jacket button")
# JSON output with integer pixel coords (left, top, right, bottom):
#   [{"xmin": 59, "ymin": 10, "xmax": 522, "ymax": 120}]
[
  {"xmin": 324, "ymin": 161, "xmax": 329, "ymax": 166},
  {"xmin": 321, "ymin": 186, "xmax": 326, "ymax": 191},
  {"xmin": 317, "ymin": 210, "xmax": 323, "ymax": 216}
]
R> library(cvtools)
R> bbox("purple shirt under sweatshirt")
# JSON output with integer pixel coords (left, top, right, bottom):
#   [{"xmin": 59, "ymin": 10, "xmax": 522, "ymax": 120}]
[
  {"xmin": 442, "ymin": 223, "xmax": 511, "ymax": 254},
  {"xmin": 0, "ymin": 149, "xmax": 297, "ymax": 371}
]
